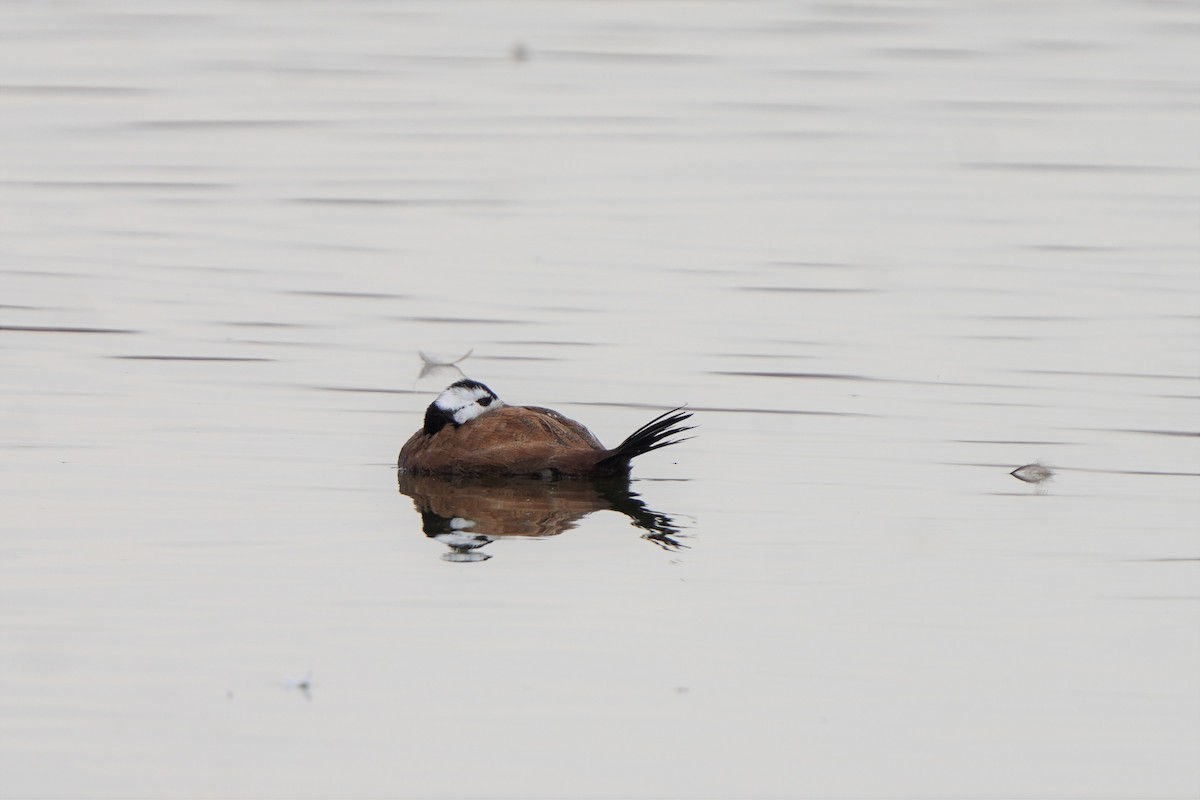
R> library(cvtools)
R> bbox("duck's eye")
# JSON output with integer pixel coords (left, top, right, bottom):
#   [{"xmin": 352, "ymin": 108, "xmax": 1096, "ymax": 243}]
[{"xmin": 478, "ymin": 396, "xmax": 493, "ymax": 407}]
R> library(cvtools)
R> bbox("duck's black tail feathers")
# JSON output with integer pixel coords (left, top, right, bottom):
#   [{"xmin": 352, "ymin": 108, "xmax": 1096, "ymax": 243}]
[{"xmin": 597, "ymin": 407, "xmax": 694, "ymax": 472}]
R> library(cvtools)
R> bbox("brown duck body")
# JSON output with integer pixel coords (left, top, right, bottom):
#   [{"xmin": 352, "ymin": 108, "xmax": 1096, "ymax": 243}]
[
  {"xmin": 398, "ymin": 380, "xmax": 692, "ymax": 479},
  {"xmin": 399, "ymin": 405, "xmax": 620, "ymax": 478}
]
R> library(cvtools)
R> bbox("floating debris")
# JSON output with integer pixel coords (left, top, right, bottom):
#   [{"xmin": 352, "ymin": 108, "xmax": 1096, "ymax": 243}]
[
  {"xmin": 418, "ymin": 348, "xmax": 472, "ymax": 367},
  {"xmin": 1011, "ymin": 463, "xmax": 1054, "ymax": 483},
  {"xmin": 283, "ymin": 671, "xmax": 313, "ymax": 699},
  {"xmin": 418, "ymin": 348, "xmax": 473, "ymax": 379}
]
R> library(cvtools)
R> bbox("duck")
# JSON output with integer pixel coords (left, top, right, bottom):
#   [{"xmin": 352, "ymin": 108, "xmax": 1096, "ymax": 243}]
[{"xmin": 398, "ymin": 379, "xmax": 693, "ymax": 478}]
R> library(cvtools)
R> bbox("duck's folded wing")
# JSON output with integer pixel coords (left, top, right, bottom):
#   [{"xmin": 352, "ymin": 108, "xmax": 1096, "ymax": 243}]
[{"xmin": 399, "ymin": 406, "xmax": 604, "ymax": 475}]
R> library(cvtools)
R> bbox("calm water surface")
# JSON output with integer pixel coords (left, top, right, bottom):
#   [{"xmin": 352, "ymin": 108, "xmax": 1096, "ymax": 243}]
[{"xmin": 2, "ymin": 1, "xmax": 1198, "ymax": 798}]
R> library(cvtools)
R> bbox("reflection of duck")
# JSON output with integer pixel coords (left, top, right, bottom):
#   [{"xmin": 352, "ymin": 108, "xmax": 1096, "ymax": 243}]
[
  {"xmin": 398, "ymin": 379, "xmax": 693, "ymax": 479},
  {"xmin": 398, "ymin": 471, "xmax": 689, "ymax": 559}
]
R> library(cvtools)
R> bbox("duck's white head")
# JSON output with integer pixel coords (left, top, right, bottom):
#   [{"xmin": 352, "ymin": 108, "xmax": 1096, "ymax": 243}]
[{"xmin": 423, "ymin": 379, "xmax": 504, "ymax": 435}]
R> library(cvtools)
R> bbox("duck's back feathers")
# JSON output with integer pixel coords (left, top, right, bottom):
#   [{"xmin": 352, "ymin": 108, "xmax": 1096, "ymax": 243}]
[
  {"xmin": 398, "ymin": 404, "xmax": 693, "ymax": 478},
  {"xmin": 399, "ymin": 405, "xmax": 602, "ymax": 477}
]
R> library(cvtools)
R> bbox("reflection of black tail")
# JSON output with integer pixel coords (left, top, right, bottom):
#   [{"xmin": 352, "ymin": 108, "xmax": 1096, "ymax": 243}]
[
  {"xmin": 598, "ymin": 407, "xmax": 694, "ymax": 472},
  {"xmin": 594, "ymin": 478, "xmax": 690, "ymax": 551}
]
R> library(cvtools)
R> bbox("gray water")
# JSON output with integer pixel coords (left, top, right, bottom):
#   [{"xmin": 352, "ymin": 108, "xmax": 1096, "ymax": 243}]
[{"xmin": 2, "ymin": 2, "xmax": 1198, "ymax": 798}]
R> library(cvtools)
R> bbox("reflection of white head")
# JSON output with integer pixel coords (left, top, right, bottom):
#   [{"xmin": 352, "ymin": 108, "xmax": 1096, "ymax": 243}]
[{"xmin": 434, "ymin": 379, "xmax": 504, "ymax": 426}]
